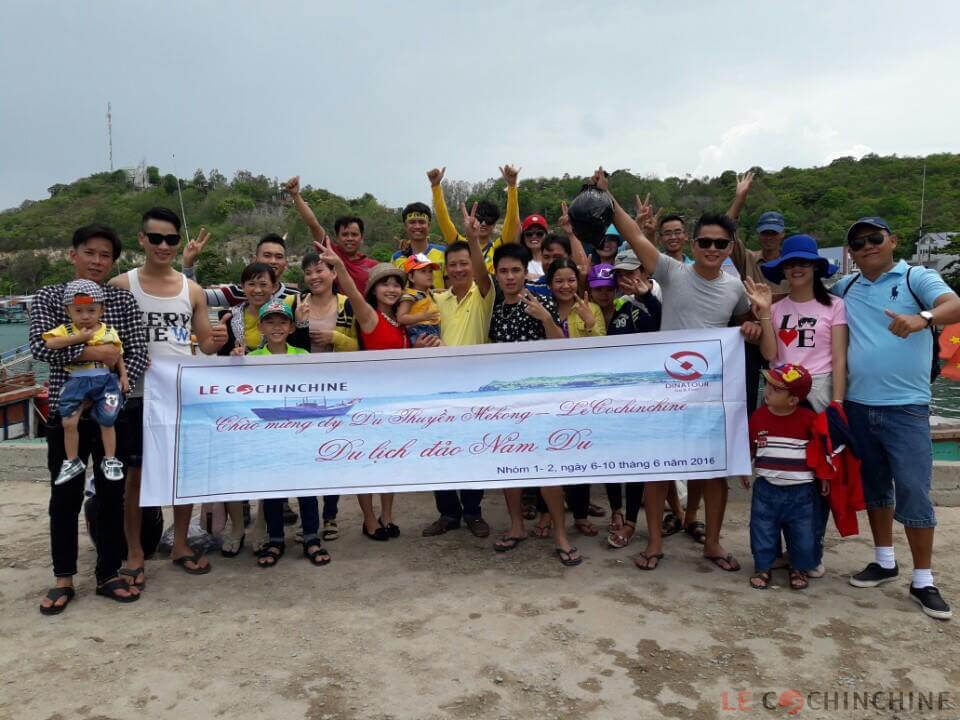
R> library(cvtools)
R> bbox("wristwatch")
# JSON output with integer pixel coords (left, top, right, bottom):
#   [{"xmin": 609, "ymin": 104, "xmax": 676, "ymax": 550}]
[{"xmin": 919, "ymin": 310, "xmax": 934, "ymax": 327}]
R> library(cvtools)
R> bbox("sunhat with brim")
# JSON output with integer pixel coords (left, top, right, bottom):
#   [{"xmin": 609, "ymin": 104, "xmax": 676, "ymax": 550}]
[
  {"xmin": 365, "ymin": 263, "xmax": 406, "ymax": 291},
  {"xmin": 761, "ymin": 234, "xmax": 838, "ymax": 284}
]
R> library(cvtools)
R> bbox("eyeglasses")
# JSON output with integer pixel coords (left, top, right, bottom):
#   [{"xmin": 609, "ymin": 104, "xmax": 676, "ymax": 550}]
[
  {"xmin": 145, "ymin": 232, "xmax": 181, "ymax": 246},
  {"xmin": 524, "ymin": 230, "xmax": 546, "ymax": 239},
  {"xmin": 694, "ymin": 237, "xmax": 731, "ymax": 250},
  {"xmin": 660, "ymin": 229, "xmax": 685, "ymax": 238},
  {"xmin": 848, "ymin": 232, "xmax": 885, "ymax": 252}
]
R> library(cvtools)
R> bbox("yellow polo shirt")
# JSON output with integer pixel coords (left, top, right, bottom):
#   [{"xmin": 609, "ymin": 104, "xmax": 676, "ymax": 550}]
[{"xmin": 435, "ymin": 281, "xmax": 494, "ymax": 347}]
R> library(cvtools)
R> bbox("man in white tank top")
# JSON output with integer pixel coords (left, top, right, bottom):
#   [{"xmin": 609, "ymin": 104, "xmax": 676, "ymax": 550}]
[{"xmin": 110, "ymin": 207, "xmax": 230, "ymax": 579}]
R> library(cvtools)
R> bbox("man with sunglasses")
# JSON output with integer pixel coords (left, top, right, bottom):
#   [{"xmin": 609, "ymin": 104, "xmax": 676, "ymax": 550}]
[
  {"xmin": 597, "ymin": 169, "xmax": 756, "ymax": 573},
  {"xmin": 111, "ymin": 207, "xmax": 231, "ymax": 582},
  {"xmin": 427, "ymin": 165, "xmax": 521, "ymax": 275},
  {"xmin": 833, "ymin": 217, "xmax": 960, "ymax": 620}
]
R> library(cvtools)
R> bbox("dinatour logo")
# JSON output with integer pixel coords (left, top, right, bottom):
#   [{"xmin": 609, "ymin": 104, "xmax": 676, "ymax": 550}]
[{"xmin": 664, "ymin": 351, "xmax": 708, "ymax": 381}]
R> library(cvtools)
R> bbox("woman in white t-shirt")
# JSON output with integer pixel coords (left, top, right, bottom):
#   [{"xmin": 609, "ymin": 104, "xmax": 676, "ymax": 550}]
[{"xmin": 744, "ymin": 235, "xmax": 847, "ymax": 413}]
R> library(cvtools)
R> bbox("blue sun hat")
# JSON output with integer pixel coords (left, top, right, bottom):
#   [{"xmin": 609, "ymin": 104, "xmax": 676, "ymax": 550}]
[{"xmin": 761, "ymin": 234, "xmax": 838, "ymax": 284}]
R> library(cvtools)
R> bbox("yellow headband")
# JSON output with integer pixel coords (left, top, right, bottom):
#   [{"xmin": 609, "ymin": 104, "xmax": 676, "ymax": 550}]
[{"xmin": 405, "ymin": 212, "xmax": 430, "ymax": 222}]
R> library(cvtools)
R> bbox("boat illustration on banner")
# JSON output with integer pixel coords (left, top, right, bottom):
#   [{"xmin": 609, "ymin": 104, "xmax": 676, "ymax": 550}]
[{"xmin": 251, "ymin": 397, "xmax": 360, "ymax": 420}]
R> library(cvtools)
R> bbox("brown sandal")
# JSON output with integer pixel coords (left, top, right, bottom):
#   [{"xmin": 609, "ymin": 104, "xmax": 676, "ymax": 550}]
[{"xmin": 607, "ymin": 521, "xmax": 636, "ymax": 549}]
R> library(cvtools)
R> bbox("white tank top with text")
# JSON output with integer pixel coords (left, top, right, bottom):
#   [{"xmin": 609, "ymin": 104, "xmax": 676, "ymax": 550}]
[{"xmin": 128, "ymin": 268, "xmax": 193, "ymax": 397}]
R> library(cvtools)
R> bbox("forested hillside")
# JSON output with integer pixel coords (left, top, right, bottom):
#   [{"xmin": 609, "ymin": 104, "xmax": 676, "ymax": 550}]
[{"xmin": 1, "ymin": 153, "xmax": 958, "ymax": 293}]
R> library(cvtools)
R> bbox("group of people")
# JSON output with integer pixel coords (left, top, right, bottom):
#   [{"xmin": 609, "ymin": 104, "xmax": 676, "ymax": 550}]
[{"xmin": 29, "ymin": 165, "xmax": 959, "ymax": 622}]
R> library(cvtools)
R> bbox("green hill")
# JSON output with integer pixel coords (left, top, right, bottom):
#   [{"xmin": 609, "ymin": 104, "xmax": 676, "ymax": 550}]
[{"xmin": 1, "ymin": 153, "xmax": 959, "ymax": 293}]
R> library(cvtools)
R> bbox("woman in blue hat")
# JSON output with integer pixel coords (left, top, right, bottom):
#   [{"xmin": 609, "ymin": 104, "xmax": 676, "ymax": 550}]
[{"xmin": 743, "ymin": 234, "xmax": 848, "ymax": 579}]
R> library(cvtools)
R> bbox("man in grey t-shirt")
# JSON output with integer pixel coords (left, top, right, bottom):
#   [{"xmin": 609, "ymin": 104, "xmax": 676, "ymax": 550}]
[{"xmin": 597, "ymin": 169, "xmax": 759, "ymax": 572}]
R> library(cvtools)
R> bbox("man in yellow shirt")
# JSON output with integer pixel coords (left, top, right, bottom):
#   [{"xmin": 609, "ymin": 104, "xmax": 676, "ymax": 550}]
[
  {"xmin": 427, "ymin": 164, "xmax": 521, "ymax": 275},
  {"xmin": 422, "ymin": 202, "xmax": 495, "ymax": 538}
]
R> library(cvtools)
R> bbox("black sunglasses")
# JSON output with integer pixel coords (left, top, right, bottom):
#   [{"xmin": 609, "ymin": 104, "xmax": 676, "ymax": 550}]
[
  {"xmin": 477, "ymin": 216, "xmax": 498, "ymax": 226},
  {"xmin": 848, "ymin": 232, "xmax": 885, "ymax": 252},
  {"xmin": 524, "ymin": 229, "xmax": 546, "ymax": 238},
  {"xmin": 145, "ymin": 232, "xmax": 181, "ymax": 246},
  {"xmin": 694, "ymin": 237, "xmax": 731, "ymax": 250}
]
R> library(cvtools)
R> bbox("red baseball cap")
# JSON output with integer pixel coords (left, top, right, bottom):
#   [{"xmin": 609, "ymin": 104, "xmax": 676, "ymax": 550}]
[
  {"xmin": 762, "ymin": 363, "xmax": 812, "ymax": 401},
  {"xmin": 521, "ymin": 214, "xmax": 549, "ymax": 233}
]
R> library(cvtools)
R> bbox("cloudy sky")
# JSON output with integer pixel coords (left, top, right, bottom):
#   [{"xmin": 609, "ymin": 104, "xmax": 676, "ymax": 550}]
[{"xmin": 2, "ymin": 1, "xmax": 958, "ymax": 211}]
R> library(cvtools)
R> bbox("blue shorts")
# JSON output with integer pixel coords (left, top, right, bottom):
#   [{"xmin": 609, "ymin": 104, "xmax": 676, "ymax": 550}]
[
  {"xmin": 58, "ymin": 373, "xmax": 123, "ymax": 427},
  {"xmin": 749, "ymin": 478, "xmax": 818, "ymax": 571},
  {"xmin": 407, "ymin": 323, "xmax": 440, "ymax": 343},
  {"xmin": 844, "ymin": 401, "xmax": 935, "ymax": 529}
]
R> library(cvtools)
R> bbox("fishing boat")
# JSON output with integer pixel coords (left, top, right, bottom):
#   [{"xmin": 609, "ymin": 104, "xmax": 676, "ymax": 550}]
[{"xmin": 251, "ymin": 396, "xmax": 359, "ymax": 421}]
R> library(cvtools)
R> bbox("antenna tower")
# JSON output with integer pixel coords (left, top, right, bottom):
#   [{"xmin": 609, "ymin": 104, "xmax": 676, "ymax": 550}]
[{"xmin": 107, "ymin": 102, "xmax": 114, "ymax": 171}]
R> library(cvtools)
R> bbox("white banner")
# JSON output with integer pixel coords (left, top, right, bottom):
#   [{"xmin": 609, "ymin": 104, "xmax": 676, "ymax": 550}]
[{"xmin": 140, "ymin": 329, "xmax": 750, "ymax": 506}]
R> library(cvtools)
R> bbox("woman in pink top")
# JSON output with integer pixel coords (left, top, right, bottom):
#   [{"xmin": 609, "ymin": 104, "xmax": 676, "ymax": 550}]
[{"xmin": 745, "ymin": 234, "xmax": 847, "ymax": 414}]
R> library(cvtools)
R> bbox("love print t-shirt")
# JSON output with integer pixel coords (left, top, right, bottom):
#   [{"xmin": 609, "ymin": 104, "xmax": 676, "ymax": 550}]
[{"xmin": 770, "ymin": 296, "xmax": 846, "ymax": 375}]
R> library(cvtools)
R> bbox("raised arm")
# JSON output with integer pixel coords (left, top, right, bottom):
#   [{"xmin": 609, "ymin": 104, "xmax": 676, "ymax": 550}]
[
  {"xmin": 557, "ymin": 200, "xmax": 591, "ymax": 279},
  {"xmin": 499, "ymin": 164, "xmax": 521, "ymax": 246},
  {"xmin": 428, "ymin": 167, "xmax": 462, "ymax": 244},
  {"xmin": 726, "ymin": 171, "xmax": 754, "ymax": 222},
  {"xmin": 286, "ymin": 175, "xmax": 328, "ymax": 245},
  {"xmin": 461, "ymin": 201, "xmax": 493, "ymax": 297},
  {"xmin": 743, "ymin": 278, "xmax": 777, "ymax": 360},
  {"xmin": 315, "ymin": 237, "xmax": 378, "ymax": 332},
  {"xmin": 594, "ymin": 168, "xmax": 661, "ymax": 275}
]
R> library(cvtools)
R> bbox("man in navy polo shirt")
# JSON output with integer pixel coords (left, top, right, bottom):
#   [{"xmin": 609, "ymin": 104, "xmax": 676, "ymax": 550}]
[{"xmin": 835, "ymin": 217, "xmax": 960, "ymax": 620}]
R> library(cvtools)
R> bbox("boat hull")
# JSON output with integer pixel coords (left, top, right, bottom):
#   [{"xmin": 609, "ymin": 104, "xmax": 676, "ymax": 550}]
[{"xmin": 252, "ymin": 404, "xmax": 353, "ymax": 420}]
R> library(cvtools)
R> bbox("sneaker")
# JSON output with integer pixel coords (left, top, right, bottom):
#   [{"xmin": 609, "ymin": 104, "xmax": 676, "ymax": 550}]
[
  {"xmin": 807, "ymin": 563, "xmax": 826, "ymax": 579},
  {"xmin": 910, "ymin": 585, "xmax": 953, "ymax": 620},
  {"xmin": 849, "ymin": 562, "xmax": 899, "ymax": 588},
  {"xmin": 101, "ymin": 456, "xmax": 124, "ymax": 481},
  {"xmin": 422, "ymin": 516, "xmax": 460, "ymax": 537},
  {"xmin": 54, "ymin": 458, "xmax": 85, "ymax": 486}
]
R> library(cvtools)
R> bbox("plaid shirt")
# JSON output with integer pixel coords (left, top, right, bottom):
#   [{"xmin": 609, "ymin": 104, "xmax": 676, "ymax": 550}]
[{"xmin": 29, "ymin": 282, "xmax": 148, "ymax": 412}]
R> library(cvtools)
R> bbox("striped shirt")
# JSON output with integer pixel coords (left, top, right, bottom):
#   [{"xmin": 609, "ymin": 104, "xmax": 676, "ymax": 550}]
[{"xmin": 749, "ymin": 406, "xmax": 817, "ymax": 486}]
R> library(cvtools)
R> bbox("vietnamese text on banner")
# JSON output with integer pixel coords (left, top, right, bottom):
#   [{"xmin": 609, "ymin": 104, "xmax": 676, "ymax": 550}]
[{"xmin": 140, "ymin": 329, "xmax": 750, "ymax": 506}]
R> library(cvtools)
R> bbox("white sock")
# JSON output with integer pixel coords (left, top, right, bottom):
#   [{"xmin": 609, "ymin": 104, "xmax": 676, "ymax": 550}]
[
  {"xmin": 912, "ymin": 568, "xmax": 934, "ymax": 589},
  {"xmin": 875, "ymin": 546, "xmax": 896, "ymax": 569}
]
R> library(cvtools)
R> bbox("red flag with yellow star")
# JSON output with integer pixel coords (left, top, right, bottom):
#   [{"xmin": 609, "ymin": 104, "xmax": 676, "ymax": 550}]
[{"xmin": 940, "ymin": 324, "xmax": 960, "ymax": 380}]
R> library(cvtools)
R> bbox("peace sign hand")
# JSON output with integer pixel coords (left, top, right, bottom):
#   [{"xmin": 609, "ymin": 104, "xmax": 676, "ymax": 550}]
[
  {"xmin": 315, "ymin": 236, "xmax": 343, "ymax": 269},
  {"xmin": 519, "ymin": 290, "xmax": 551, "ymax": 322},
  {"xmin": 182, "ymin": 227, "xmax": 211, "ymax": 269},
  {"xmin": 558, "ymin": 201, "xmax": 573, "ymax": 235},
  {"xmin": 461, "ymin": 201, "xmax": 481, "ymax": 240},
  {"xmin": 634, "ymin": 194, "xmax": 660, "ymax": 241},
  {"xmin": 573, "ymin": 291, "xmax": 595, "ymax": 329}
]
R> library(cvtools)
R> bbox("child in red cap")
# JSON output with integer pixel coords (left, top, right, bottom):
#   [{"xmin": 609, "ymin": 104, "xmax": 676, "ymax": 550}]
[
  {"xmin": 742, "ymin": 363, "xmax": 827, "ymax": 591},
  {"xmin": 398, "ymin": 253, "xmax": 441, "ymax": 343}
]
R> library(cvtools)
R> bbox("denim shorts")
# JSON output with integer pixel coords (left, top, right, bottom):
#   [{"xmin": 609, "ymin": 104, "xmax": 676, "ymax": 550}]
[
  {"xmin": 750, "ymin": 477, "xmax": 817, "ymax": 571},
  {"xmin": 844, "ymin": 401, "xmax": 935, "ymax": 529},
  {"xmin": 58, "ymin": 372, "xmax": 123, "ymax": 427}
]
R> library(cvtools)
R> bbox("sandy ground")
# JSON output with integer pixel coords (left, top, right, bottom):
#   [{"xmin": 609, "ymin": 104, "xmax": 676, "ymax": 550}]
[{"xmin": 1, "ymin": 477, "xmax": 959, "ymax": 720}]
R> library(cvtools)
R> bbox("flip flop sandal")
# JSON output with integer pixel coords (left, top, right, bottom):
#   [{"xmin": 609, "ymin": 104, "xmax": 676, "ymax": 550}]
[
  {"xmin": 39, "ymin": 586, "xmax": 75, "ymax": 615},
  {"xmin": 494, "ymin": 535, "xmax": 527, "ymax": 553},
  {"xmin": 574, "ymin": 521, "xmax": 599, "ymax": 537},
  {"xmin": 521, "ymin": 503, "xmax": 537, "ymax": 520},
  {"xmin": 788, "ymin": 569, "xmax": 809, "ymax": 590},
  {"xmin": 633, "ymin": 551, "xmax": 664, "ymax": 571},
  {"xmin": 119, "ymin": 566, "xmax": 146, "ymax": 589},
  {"xmin": 96, "ymin": 577, "xmax": 140, "ymax": 603},
  {"xmin": 705, "ymin": 554, "xmax": 741, "ymax": 572},
  {"xmin": 607, "ymin": 523, "xmax": 636, "ymax": 549},
  {"xmin": 555, "ymin": 547, "xmax": 583, "ymax": 566},
  {"xmin": 750, "ymin": 571, "xmax": 772, "ymax": 590},
  {"xmin": 529, "ymin": 522, "xmax": 553, "ymax": 539},
  {"xmin": 255, "ymin": 541, "xmax": 285, "ymax": 568},
  {"xmin": 172, "ymin": 551, "xmax": 212, "ymax": 575},
  {"xmin": 220, "ymin": 534, "xmax": 245, "ymax": 558},
  {"xmin": 684, "ymin": 521, "xmax": 707, "ymax": 544},
  {"xmin": 587, "ymin": 503, "xmax": 607, "ymax": 518},
  {"xmin": 322, "ymin": 520, "xmax": 339, "ymax": 541},
  {"xmin": 303, "ymin": 542, "xmax": 331, "ymax": 566},
  {"xmin": 662, "ymin": 513, "xmax": 683, "ymax": 537},
  {"xmin": 608, "ymin": 510, "xmax": 625, "ymax": 532}
]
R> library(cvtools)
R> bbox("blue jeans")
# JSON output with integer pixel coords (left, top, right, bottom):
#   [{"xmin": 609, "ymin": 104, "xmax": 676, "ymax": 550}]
[
  {"xmin": 750, "ymin": 478, "xmax": 817, "ymax": 571},
  {"xmin": 407, "ymin": 323, "xmax": 440, "ymax": 344},
  {"xmin": 844, "ymin": 401, "xmax": 935, "ymax": 529},
  {"xmin": 58, "ymin": 372, "xmax": 123, "ymax": 426},
  {"xmin": 264, "ymin": 497, "xmax": 319, "ymax": 542}
]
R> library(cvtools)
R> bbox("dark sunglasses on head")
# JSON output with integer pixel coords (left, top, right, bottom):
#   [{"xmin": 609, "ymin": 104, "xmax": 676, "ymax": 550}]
[
  {"xmin": 694, "ymin": 237, "xmax": 731, "ymax": 250},
  {"xmin": 848, "ymin": 232, "xmax": 885, "ymax": 252},
  {"xmin": 145, "ymin": 232, "xmax": 181, "ymax": 246},
  {"xmin": 524, "ymin": 229, "xmax": 546, "ymax": 239}
]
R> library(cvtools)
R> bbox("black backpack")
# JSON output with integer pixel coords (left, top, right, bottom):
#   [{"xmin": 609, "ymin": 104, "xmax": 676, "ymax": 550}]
[{"xmin": 840, "ymin": 266, "xmax": 941, "ymax": 382}]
